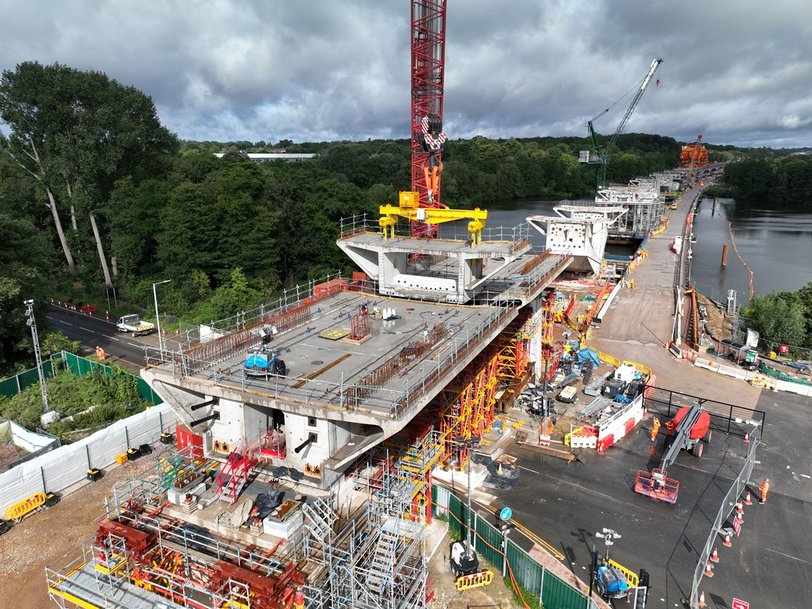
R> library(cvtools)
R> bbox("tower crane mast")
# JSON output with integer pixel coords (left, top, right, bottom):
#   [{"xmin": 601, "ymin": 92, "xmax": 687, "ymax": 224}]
[
  {"xmin": 410, "ymin": 0, "xmax": 447, "ymax": 239},
  {"xmin": 581, "ymin": 58, "xmax": 663, "ymax": 191}
]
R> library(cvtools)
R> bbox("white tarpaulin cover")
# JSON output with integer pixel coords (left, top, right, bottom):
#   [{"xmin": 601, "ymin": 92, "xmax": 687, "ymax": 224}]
[{"xmin": 0, "ymin": 404, "xmax": 176, "ymax": 515}]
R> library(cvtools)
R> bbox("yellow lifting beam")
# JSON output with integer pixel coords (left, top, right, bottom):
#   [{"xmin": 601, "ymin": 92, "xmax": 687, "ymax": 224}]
[{"xmin": 379, "ymin": 191, "xmax": 488, "ymax": 246}]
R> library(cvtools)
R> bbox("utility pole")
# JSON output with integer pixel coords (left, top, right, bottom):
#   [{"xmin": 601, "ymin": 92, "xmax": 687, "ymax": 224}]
[
  {"xmin": 153, "ymin": 279, "xmax": 171, "ymax": 352},
  {"xmin": 24, "ymin": 299, "xmax": 50, "ymax": 416},
  {"xmin": 458, "ymin": 435, "xmax": 481, "ymax": 560}
]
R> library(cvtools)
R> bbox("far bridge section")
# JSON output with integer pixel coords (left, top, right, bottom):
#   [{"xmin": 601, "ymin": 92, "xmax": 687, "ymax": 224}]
[{"xmin": 142, "ymin": 219, "xmax": 571, "ymax": 489}]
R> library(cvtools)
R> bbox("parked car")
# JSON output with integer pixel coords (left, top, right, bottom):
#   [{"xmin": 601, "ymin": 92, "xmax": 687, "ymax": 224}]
[{"xmin": 786, "ymin": 361, "xmax": 811, "ymax": 376}]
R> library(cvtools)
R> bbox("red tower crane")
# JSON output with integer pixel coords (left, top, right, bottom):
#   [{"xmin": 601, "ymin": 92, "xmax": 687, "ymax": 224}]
[{"xmin": 410, "ymin": 0, "xmax": 448, "ymax": 239}]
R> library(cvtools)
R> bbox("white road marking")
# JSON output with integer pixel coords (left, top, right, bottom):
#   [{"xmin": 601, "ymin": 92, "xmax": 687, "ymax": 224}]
[
  {"xmin": 518, "ymin": 465, "xmax": 541, "ymax": 474},
  {"xmin": 801, "ymin": 474, "xmax": 811, "ymax": 479},
  {"xmin": 764, "ymin": 547, "xmax": 812, "ymax": 564}
]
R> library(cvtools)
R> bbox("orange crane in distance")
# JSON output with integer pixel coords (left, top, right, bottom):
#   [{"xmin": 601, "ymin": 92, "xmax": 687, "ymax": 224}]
[{"xmin": 684, "ymin": 134, "xmax": 706, "ymax": 186}]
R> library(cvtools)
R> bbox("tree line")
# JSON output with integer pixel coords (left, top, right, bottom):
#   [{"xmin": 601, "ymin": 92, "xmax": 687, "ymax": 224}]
[
  {"xmin": 0, "ymin": 61, "xmax": 741, "ymax": 374},
  {"xmin": 741, "ymin": 282, "xmax": 812, "ymax": 354},
  {"xmin": 720, "ymin": 155, "xmax": 812, "ymax": 208}
]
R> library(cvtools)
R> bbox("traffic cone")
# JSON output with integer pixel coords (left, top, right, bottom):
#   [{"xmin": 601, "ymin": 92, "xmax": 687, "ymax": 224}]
[
  {"xmin": 710, "ymin": 547, "xmax": 719, "ymax": 563},
  {"xmin": 704, "ymin": 562, "xmax": 714, "ymax": 577},
  {"xmin": 722, "ymin": 531, "xmax": 732, "ymax": 547},
  {"xmin": 698, "ymin": 591, "xmax": 707, "ymax": 608},
  {"xmin": 743, "ymin": 490, "xmax": 753, "ymax": 505},
  {"xmin": 736, "ymin": 503, "xmax": 744, "ymax": 521},
  {"xmin": 743, "ymin": 432, "xmax": 750, "ymax": 443}
]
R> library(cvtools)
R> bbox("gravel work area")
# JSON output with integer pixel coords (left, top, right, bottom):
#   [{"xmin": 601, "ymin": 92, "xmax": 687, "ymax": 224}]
[
  {"xmin": 0, "ymin": 442, "xmax": 29, "ymax": 470},
  {"xmin": 0, "ymin": 448, "xmax": 168, "ymax": 609},
  {"xmin": 427, "ymin": 535, "xmax": 524, "ymax": 609},
  {"xmin": 2, "ymin": 446, "xmax": 522, "ymax": 609}
]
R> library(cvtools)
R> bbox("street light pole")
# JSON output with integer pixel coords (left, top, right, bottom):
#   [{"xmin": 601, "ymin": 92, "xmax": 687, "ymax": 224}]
[
  {"xmin": 24, "ymin": 299, "xmax": 49, "ymax": 414},
  {"xmin": 457, "ymin": 435, "xmax": 480, "ymax": 561},
  {"xmin": 153, "ymin": 279, "xmax": 171, "ymax": 352},
  {"xmin": 595, "ymin": 527, "xmax": 621, "ymax": 561}
]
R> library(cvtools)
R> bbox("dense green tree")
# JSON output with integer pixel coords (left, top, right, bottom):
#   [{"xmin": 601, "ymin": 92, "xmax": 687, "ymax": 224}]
[
  {"xmin": 209, "ymin": 268, "xmax": 263, "ymax": 318},
  {"xmin": 0, "ymin": 211, "xmax": 53, "ymax": 373},
  {"xmin": 742, "ymin": 291, "xmax": 807, "ymax": 347},
  {"xmin": 109, "ymin": 178, "xmax": 171, "ymax": 280},
  {"xmin": 0, "ymin": 61, "xmax": 177, "ymax": 283}
]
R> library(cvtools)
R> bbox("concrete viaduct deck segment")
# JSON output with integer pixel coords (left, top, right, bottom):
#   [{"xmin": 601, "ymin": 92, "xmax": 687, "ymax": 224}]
[
  {"xmin": 143, "ymin": 246, "xmax": 571, "ymax": 487},
  {"xmin": 337, "ymin": 219, "xmax": 534, "ymax": 304}
]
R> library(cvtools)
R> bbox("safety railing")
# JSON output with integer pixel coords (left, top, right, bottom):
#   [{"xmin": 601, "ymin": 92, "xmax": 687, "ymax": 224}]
[
  {"xmin": 146, "ymin": 303, "xmax": 514, "ymax": 420},
  {"xmin": 689, "ymin": 425, "xmax": 761, "ymax": 608},
  {"xmin": 643, "ymin": 385, "xmax": 766, "ymax": 439},
  {"xmin": 340, "ymin": 212, "xmax": 532, "ymax": 246},
  {"xmin": 434, "ymin": 486, "xmax": 603, "ymax": 609}
]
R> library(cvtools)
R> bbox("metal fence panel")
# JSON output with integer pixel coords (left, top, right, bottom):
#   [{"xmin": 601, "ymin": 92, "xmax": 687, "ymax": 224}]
[
  {"xmin": 474, "ymin": 512, "xmax": 504, "ymax": 572},
  {"xmin": 543, "ymin": 569, "xmax": 589, "ymax": 609},
  {"xmin": 0, "ymin": 404, "xmax": 176, "ymax": 515},
  {"xmin": 0, "ymin": 376, "xmax": 18, "ymax": 398},
  {"xmin": 435, "ymin": 484, "xmax": 592, "ymax": 609},
  {"xmin": 506, "ymin": 540, "xmax": 543, "ymax": 597}
]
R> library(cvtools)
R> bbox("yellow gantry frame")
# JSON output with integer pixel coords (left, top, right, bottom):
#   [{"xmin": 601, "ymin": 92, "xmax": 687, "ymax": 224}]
[{"xmin": 379, "ymin": 191, "xmax": 488, "ymax": 246}]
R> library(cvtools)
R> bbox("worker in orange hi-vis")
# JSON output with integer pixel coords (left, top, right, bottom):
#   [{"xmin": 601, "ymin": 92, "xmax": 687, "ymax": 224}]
[
  {"xmin": 650, "ymin": 417, "xmax": 661, "ymax": 442},
  {"xmin": 759, "ymin": 478, "xmax": 770, "ymax": 504}
]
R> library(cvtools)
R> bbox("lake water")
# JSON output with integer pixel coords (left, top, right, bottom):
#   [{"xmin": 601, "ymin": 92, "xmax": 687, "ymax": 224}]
[
  {"xmin": 464, "ymin": 198, "xmax": 812, "ymax": 305},
  {"xmin": 689, "ymin": 198, "xmax": 812, "ymax": 304}
]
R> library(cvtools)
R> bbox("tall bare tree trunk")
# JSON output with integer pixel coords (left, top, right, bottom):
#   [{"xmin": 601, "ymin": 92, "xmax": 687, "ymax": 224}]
[
  {"xmin": 46, "ymin": 186, "xmax": 77, "ymax": 276},
  {"xmin": 66, "ymin": 181, "xmax": 78, "ymax": 231},
  {"xmin": 2, "ymin": 142, "xmax": 78, "ymax": 276},
  {"xmin": 89, "ymin": 212, "xmax": 113, "ymax": 288}
]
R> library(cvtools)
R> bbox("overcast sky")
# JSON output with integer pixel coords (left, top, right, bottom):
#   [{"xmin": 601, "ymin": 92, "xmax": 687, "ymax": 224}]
[{"xmin": 2, "ymin": 0, "xmax": 811, "ymax": 148}]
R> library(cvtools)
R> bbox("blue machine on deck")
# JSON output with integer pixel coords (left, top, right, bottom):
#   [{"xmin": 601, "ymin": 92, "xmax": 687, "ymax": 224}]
[{"xmin": 244, "ymin": 349, "xmax": 287, "ymax": 378}]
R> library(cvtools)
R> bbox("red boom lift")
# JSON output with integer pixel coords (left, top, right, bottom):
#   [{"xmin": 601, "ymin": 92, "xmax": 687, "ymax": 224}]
[{"xmin": 634, "ymin": 403, "xmax": 712, "ymax": 503}]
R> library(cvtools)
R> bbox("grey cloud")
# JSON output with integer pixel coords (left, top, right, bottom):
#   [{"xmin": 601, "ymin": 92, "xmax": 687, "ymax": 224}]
[{"xmin": 1, "ymin": 0, "xmax": 810, "ymax": 147}]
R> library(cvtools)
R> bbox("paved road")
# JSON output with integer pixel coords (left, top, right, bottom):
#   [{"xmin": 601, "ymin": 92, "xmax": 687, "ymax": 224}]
[
  {"xmin": 479, "ymin": 191, "xmax": 812, "ymax": 609},
  {"xmin": 46, "ymin": 305, "xmax": 152, "ymax": 372},
  {"xmin": 591, "ymin": 187, "xmax": 761, "ymax": 409},
  {"xmin": 488, "ymin": 386, "xmax": 812, "ymax": 609}
]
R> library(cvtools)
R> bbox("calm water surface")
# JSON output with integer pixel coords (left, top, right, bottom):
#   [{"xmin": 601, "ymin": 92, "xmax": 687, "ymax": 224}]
[
  {"xmin": 450, "ymin": 198, "xmax": 812, "ymax": 305},
  {"xmin": 689, "ymin": 198, "xmax": 812, "ymax": 304}
]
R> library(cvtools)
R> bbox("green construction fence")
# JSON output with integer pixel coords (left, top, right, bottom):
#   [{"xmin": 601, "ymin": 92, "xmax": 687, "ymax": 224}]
[
  {"xmin": 758, "ymin": 361, "xmax": 812, "ymax": 386},
  {"xmin": 435, "ymin": 485, "xmax": 595, "ymax": 609},
  {"xmin": 0, "ymin": 351, "xmax": 162, "ymax": 406}
]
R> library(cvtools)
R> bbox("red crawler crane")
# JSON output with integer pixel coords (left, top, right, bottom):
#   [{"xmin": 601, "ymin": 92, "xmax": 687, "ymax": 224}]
[{"xmin": 410, "ymin": 0, "xmax": 448, "ymax": 239}]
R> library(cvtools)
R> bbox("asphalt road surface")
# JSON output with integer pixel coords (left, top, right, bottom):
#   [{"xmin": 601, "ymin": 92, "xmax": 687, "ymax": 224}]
[
  {"xmin": 487, "ymin": 388, "xmax": 812, "ymax": 609},
  {"xmin": 46, "ymin": 305, "xmax": 153, "ymax": 372}
]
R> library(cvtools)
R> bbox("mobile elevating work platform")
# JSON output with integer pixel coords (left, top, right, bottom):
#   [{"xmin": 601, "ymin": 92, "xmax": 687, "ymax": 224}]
[{"xmin": 634, "ymin": 404, "xmax": 711, "ymax": 503}]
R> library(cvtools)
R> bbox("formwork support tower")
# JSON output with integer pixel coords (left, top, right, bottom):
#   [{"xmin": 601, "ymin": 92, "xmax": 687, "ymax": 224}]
[{"xmin": 410, "ymin": 0, "xmax": 448, "ymax": 239}]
